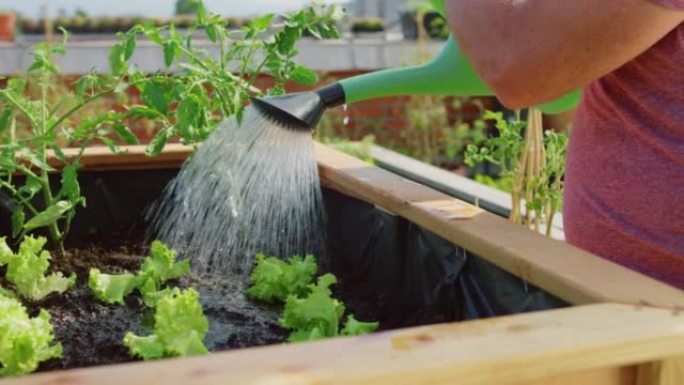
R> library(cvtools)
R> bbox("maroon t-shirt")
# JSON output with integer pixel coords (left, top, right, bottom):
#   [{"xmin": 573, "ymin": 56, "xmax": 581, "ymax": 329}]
[{"xmin": 564, "ymin": 2, "xmax": 684, "ymax": 289}]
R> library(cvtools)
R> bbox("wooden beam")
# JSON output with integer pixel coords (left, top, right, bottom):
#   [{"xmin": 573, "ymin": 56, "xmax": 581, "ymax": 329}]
[
  {"xmin": 313, "ymin": 144, "xmax": 684, "ymax": 308},
  {"xmin": 5, "ymin": 304, "xmax": 684, "ymax": 385},
  {"xmin": 46, "ymin": 143, "xmax": 194, "ymax": 171}
]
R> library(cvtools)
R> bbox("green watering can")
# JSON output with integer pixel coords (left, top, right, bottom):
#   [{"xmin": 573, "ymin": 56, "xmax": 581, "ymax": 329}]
[{"xmin": 253, "ymin": 0, "xmax": 580, "ymax": 131}]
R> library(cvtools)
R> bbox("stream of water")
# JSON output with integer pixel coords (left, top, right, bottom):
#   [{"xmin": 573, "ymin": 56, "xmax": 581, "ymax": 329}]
[{"xmin": 147, "ymin": 107, "xmax": 326, "ymax": 279}]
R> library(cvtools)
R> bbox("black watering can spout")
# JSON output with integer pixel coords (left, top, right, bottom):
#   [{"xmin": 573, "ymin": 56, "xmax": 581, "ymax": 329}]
[{"xmin": 251, "ymin": 83, "xmax": 345, "ymax": 132}]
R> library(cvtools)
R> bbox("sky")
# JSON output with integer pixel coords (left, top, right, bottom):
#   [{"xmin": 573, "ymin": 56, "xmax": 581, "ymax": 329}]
[{"xmin": 1, "ymin": 0, "xmax": 346, "ymax": 19}]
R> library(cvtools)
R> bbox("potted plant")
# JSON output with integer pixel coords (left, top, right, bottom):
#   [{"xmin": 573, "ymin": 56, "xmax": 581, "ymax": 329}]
[
  {"xmin": 350, "ymin": 17, "xmax": 385, "ymax": 37},
  {"xmin": 0, "ymin": 11, "xmax": 15, "ymax": 42},
  {"xmin": 99, "ymin": 16, "xmax": 117, "ymax": 33},
  {"xmin": 400, "ymin": 0, "xmax": 443, "ymax": 40},
  {"xmin": 20, "ymin": 18, "xmax": 41, "ymax": 35}
]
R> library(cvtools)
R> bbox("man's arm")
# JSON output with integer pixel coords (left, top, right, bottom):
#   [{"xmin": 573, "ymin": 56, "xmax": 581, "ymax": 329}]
[{"xmin": 445, "ymin": 0, "xmax": 684, "ymax": 108}]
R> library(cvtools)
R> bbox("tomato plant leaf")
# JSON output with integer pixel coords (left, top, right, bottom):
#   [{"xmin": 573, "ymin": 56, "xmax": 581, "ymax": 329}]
[
  {"xmin": 146, "ymin": 129, "xmax": 168, "ymax": 157},
  {"xmin": 163, "ymin": 42, "xmax": 176, "ymax": 67},
  {"xmin": 59, "ymin": 164, "xmax": 81, "ymax": 202},
  {"xmin": 112, "ymin": 122, "xmax": 139, "ymax": 145},
  {"xmin": 11, "ymin": 209, "xmax": 24, "ymax": 238},
  {"xmin": 127, "ymin": 105, "xmax": 161, "ymax": 119},
  {"xmin": 250, "ymin": 14, "xmax": 274, "ymax": 32},
  {"xmin": 17, "ymin": 176, "xmax": 43, "ymax": 200},
  {"xmin": 289, "ymin": 65, "xmax": 318, "ymax": 85},
  {"xmin": 142, "ymin": 79, "xmax": 171, "ymax": 115},
  {"xmin": 0, "ymin": 108, "xmax": 12, "ymax": 132},
  {"xmin": 24, "ymin": 201, "xmax": 71, "ymax": 231},
  {"xmin": 123, "ymin": 33, "xmax": 137, "ymax": 61},
  {"xmin": 276, "ymin": 26, "xmax": 300, "ymax": 55},
  {"xmin": 109, "ymin": 44, "xmax": 125, "ymax": 76},
  {"xmin": 205, "ymin": 23, "xmax": 219, "ymax": 43}
]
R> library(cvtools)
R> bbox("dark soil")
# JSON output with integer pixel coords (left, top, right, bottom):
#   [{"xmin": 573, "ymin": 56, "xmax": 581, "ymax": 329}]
[{"xmin": 13, "ymin": 243, "xmax": 288, "ymax": 372}]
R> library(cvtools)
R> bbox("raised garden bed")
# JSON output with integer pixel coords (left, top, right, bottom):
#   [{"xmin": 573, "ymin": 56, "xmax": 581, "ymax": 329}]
[{"xmin": 1, "ymin": 143, "xmax": 682, "ymax": 384}]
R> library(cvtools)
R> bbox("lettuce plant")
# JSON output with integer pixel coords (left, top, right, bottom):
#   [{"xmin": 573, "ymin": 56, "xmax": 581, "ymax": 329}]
[
  {"xmin": 88, "ymin": 240, "xmax": 189, "ymax": 306},
  {"xmin": 0, "ymin": 293, "xmax": 62, "ymax": 376},
  {"xmin": 247, "ymin": 254, "xmax": 379, "ymax": 342},
  {"xmin": 0, "ymin": 236, "xmax": 75, "ymax": 301},
  {"xmin": 124, "ymin": 288, "xmax": 208, "ymax": 359},
  {"xmin": 246, "ymin": 253, "xmax": 317, "ymax": 303},
  {"xmin": 279, "ymin": 274, "xmax": 378, "ymax": 342}
]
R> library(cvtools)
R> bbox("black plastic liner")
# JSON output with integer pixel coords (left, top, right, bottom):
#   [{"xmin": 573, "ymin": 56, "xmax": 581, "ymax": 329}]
[
  {"xmin": 324, "ymin": 188, "xmax": 566, "ymax": 328},
  {"xmin": 0, "ymin": 168, "xmax": 566, "ymax": 331}
]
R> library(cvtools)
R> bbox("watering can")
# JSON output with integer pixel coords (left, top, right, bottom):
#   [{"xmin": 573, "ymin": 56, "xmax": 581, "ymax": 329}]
[{"xmin": 253, "ymin": 0, "xmax": 581, "ymax": 131}]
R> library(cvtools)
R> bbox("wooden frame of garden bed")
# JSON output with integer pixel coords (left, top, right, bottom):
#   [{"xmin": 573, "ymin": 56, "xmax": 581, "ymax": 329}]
[{"xmin": 13, "ymin": 142, "xmax": 681, "ymax": 385}]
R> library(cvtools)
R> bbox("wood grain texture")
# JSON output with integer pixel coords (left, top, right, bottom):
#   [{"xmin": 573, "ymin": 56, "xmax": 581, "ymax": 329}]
[
  {"xmin": 5, "ymin": 304, "xmax": 683, "ymax": 385},
  {"xmin": 636, "ymin": 356, "xmax": 684, "ymax": 385}
]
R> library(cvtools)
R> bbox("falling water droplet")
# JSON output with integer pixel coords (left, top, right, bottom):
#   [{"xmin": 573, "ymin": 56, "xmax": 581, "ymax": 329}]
[
  {"xmin": 146, "ymin": 107, "xmax": 326, "ymax": 280},
  {"xmin": 342, "ymin": 104, "xmax": 350, "ymax": 126}
]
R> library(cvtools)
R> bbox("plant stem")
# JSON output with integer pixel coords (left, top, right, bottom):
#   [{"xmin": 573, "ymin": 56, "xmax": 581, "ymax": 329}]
[
  {"xmin": 47, "ymin": 89, "xmax": 115, "ymax": 133},
  {"xmin": 0, "ymin": 181, "xmax": 40, "ymax": 216},
  {"xmin": 1, "ymin": 91, "xmax": 39, "ymax": 128},
  {"xmin": 546, "ymin": 203, "xmax": 556, "ymax": 237},
  {"xmin": 38, "ymin": 67, "xmax": 63, "ymax": 256}
]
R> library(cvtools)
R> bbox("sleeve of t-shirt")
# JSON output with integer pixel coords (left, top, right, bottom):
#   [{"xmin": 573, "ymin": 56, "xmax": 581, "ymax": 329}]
[{"xmin": 650, "ymin": 0, "xmax": 684, "ymax": 10}]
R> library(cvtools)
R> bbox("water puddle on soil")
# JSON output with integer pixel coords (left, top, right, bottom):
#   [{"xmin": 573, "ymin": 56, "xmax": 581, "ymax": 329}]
[{"xmin": 147, "ymin": 107, "xmax": 326, "ymax": 281}]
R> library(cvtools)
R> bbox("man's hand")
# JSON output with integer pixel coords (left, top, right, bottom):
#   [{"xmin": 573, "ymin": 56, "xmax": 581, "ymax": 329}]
[{"xmin": 445, "ymin": 0, "xmax": 684, "ymax": 108}]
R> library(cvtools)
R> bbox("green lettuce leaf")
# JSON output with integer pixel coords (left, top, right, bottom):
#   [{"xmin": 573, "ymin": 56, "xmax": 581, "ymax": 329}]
[
  {"xmin": 279, "ymin": 274, "xmax": 345, "ymax": 342},
  {"xmin": 123, "ymin": 334, "xmax": 165, "ymax": 360},
  {"xmin": 139, "ymin": 240, "xmax": 190, "ymax": 284},
  {"xmin": 0, "ymin": 236, "xmax": 76, "ymax": 301},
  {"xmin": 124, "ymin": 288, "xmax": 209, "ymax": 360},
  {"xmin": 341, "ymin": 314, "xmax": 379, "ymax": 337},
  {"xmin": 88, "ymin": 269, "xmax": 140, "ymax": 305},
  {"xmin": 247, "ymin": 253, "xmax": 317, "ymax": 303},
  {"xmin": 88, "ymin": 240, "xmax": 189, "ymax": 305},
  {"xmin": 0, "ymin": 294, "xmax": 62, "ymax": 376}
]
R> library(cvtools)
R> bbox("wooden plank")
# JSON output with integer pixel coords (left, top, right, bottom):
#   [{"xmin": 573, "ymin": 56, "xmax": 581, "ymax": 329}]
[
  {"xmin": 518, "ymin": 366, "xmax": 635, "ymax": 385},
  {"xmin": 370, "ymin": 144, "xmax": 567, "ymax": 240},
  {"xmin": 636, "ymin": 356, "xmax": 684, "ymax": 385},
  {"xmin": 46, "ymin": 143, "xmax": 194, "ymax": 171},
  {"xmin": 5, "ymin": 304, "xmax": 683, "ymax": 385},
  {"xmin": 314, "ymin": 143, "xmax": 684, "ymax": 308}
]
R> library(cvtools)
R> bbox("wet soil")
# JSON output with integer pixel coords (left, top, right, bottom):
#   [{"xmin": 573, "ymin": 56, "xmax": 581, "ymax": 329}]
[{"xmin": 14, "ymin": 243, "xmax": 288, "ymax": 372}]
